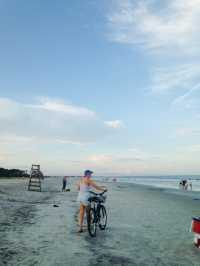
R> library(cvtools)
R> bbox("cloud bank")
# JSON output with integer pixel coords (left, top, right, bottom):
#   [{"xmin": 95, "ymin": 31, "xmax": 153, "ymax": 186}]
[{"xmin": 0, "ymin": 97, "xmax": 122, "ymax": 145}]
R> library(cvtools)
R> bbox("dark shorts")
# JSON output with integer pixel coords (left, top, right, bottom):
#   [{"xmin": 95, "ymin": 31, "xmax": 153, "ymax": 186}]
[{"xmin": 62, "ymin": 180, "xmax": 67, "ymax": 189}]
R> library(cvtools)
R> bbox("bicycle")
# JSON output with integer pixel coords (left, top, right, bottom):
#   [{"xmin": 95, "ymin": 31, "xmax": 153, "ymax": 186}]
[{"xmin": 86, "ymin": 190, "xmax": 107, "ymax": 237}]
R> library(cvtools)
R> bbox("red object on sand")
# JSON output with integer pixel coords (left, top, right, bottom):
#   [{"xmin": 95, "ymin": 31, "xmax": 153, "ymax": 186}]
[{"xmin": 192, "ymin": 217, "xmax": 200, "ymax": 234}]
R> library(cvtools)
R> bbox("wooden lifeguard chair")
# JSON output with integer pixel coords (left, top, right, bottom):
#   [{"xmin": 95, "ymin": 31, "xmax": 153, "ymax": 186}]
[{"xmin": 28, "ymin": 164, "xmax": 43, "ymax": 192}]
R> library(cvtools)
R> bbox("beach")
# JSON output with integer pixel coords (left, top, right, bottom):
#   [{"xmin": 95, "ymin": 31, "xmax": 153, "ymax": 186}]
[{"xmin": 1, "ymin": 177, "xmax": 200, "ymax": 266}]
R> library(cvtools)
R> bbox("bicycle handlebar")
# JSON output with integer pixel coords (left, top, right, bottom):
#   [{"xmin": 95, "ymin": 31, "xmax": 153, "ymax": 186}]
[{"xmin": 89, "ymin": 190, "xmax": 107, "ymax": 196}]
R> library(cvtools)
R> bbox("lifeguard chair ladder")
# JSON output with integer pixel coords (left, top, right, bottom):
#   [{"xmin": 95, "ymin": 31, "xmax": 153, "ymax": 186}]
[{"xmin": 28, "ymin": 164, "xmax": 43, "ymax": 192}]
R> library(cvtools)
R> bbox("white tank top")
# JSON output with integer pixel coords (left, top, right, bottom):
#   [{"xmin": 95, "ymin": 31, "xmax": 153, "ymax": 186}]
[{"xmin": 79, "ymin": 181, "xmax": 91, "ymax": 193}]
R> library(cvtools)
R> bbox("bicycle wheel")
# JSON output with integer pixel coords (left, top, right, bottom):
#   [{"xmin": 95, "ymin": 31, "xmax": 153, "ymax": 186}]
[
  {"xmin": 99, "ymin": 205, "xmax": 107, "ymax": 230},
  {"xmin": 87, "ymin": 207, "xmax": 97, "ymax": 237}
]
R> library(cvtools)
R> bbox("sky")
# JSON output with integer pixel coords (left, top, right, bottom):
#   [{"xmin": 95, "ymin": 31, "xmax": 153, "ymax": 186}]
[{"xmin": 0, "ymin": 0, "xmax": 200, "ymax": 176}]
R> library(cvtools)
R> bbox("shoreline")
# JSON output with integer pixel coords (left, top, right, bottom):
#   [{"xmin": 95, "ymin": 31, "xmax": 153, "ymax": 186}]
[{"xmin": 117, "ymin": 181, "xmax": 200, "ymax": 199}]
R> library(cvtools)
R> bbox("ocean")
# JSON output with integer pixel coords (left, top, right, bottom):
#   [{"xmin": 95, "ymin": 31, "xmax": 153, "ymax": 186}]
[{"xmin": 95, "ymin": 175, "xmax": 200, "ymax": 191}]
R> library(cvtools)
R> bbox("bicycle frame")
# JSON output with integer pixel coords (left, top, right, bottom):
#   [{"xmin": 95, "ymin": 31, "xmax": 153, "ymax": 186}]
[
  {"xmin": 90, "ymin": 201, "xmax": 102, "ymax": 224},
  {"xmin": 87, "ymin": 190, "xmax": 107, "ymax": 237}
]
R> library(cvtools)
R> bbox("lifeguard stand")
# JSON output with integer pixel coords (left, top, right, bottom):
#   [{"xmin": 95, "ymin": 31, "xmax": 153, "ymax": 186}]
[{"xmin": 28, "ymin": 164, "xmax": 43, "ymax": 192}]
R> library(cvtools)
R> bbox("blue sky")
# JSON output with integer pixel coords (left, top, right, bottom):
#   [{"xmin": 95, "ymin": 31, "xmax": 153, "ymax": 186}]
[{"xmin": 0, "ymin": 0, "xmax": 200, "ymax": 175}]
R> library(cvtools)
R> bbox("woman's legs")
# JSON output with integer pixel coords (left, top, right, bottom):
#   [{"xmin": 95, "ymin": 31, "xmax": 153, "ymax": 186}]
[{"xmin": 79, "ymin": 204, "xmax": 86, "ymax": 231}]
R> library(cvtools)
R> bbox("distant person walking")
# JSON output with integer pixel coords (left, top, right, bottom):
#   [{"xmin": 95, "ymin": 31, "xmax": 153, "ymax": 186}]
[
  {"xmin": 179, "ymin": 178, "xmax": 189, "ymax": 190},
  {"xmin": 77, "ymin": 170, "xmax": 107, "ymax": 233}
]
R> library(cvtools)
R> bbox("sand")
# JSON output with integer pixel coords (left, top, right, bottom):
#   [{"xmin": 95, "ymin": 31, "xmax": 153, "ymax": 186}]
[{"xmin": 0, "ymin": 177, "xmax": 200, "ymax": 266}]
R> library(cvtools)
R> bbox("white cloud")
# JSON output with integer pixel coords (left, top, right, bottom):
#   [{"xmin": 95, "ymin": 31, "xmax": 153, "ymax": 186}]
[
  {"xmin": 108, "ymin": 0, "xmax": 200, "ymax": 54},
  {"xmin": 27, "ymin": 97, "xmax": 96, "ymax": 117},
  {"xmin": 108, "ymin": 0, "xmax": 200, "ymax": 108},
  {"xmin": 104, "ymin": 120, "xmax": 123, "ymax": 129},
  {"xmin": 151, "ymin": 64, "xmax": 200, "ymax": 93},
  {"xmin": 0, "ymin": 134, "xmax": 34, "ymax": 144},
  {"xmin": 0, "ymin": 97, "xmax": 116, "ymax": 150},
  {"xmin": 55, "ymin": 139, "xmax": 93, "ymax": 146}
]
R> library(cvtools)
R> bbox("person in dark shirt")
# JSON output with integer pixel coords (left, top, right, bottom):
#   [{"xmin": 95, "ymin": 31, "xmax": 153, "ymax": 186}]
[{"xmin": 62, "ymin": 176, "xmax": 68, "ymax": 191}]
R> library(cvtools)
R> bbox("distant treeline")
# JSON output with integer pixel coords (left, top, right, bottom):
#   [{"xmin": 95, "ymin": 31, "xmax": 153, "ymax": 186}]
[{"xmin": 0, "ymin": 167, "xmax": 30, "ymax": 178}]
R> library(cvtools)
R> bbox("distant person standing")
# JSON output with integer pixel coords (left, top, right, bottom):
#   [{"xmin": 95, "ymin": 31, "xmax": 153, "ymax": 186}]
[{"xmin": 62, "ymin": 176, "xmax": 68, "ymax": 192}]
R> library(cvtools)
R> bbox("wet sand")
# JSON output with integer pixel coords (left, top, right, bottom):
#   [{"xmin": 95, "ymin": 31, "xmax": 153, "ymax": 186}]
[{"xmin": 1, "ymin": 177, "xmax": 200, "ymax": 266}]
